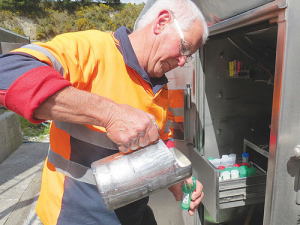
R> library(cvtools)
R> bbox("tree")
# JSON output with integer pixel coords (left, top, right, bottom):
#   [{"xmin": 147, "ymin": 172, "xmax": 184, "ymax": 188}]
[
  {"xmin": 42, "ymin": 0, "xmax": 93, "ymax": 12},
  {"xmin": 102, "ymin": 0, "xmax": 121, "ymax": 4},
  {"xmin": 0, "ymin": 0, "xmax": 41, "ymax": 13}
]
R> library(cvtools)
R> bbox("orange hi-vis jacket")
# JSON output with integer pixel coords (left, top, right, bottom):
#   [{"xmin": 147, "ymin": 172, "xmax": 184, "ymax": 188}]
[
  {"xmin": 9, "ymin": 27, "xmax": 171, "ymax": 225},
  {"xmin": 168, "ymin": 89, "xmax": 184, "ymax": 139}
]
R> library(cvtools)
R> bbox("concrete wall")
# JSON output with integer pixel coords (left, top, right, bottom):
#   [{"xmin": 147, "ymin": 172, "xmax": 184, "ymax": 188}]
[
  {"xmin": 0, "ymin": 27, "xmax": 29, "ymax": 163},
  {"xmin": 0, "ymin": 26, "xmax": 30, "ymax": 54},
  {"xmin": 0, "ymin": 27, "xmax": 30, "ymax": 43},
  {"xmin": 0, "ymin": 111, "xmax": 23, "ymax": 164}
]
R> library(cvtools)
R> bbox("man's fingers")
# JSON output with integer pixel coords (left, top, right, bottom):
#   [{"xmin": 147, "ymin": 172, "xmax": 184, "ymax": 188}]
[
  {"xmin": 138, "ymin": 132, "xmax": 149, "ymax": 147},
  {"xmin": 184, "ymin": 178, "xmax": 204, "ymax": 216},
  {"xmin": 129, "ymin": 137, "xmax": 139, "ymax": 150},
  {"xmin": 105, "ymin": 105, "xmax": 160, "ymax": 153},
  {"xmin": 148, "ymin": 120, "xmax": 160, "ymax": 142},
  {"xmin": 190, "ymin": 192, "xmax": 204, "ymax": 209},
  {"xmin": 119, "ymin": 146, "xmax": 130, "ymax": 154},
  {"xmin": 119, "ymin": 137, "xmax": 139, "ymax": 153},
  {"xmin": 192, "ymin": 181, "xmax": 203, "ymax": 201},
  {"xmin": 188, "ymin": 191, "xmax": 204, "ymax": 216}
]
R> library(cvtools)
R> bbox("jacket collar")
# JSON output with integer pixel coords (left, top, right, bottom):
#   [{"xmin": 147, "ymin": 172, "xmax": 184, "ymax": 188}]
[{"xmin": 114, "ymin": 26, "xmax": 168, "ymax": 94}]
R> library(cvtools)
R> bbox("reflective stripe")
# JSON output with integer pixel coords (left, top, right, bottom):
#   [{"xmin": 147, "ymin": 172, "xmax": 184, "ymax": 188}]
[
  {"xmin": 48, "ymin": 147, "xmax": 96, "ymax": 185},
  {"xmin": 169, "ymin": 107, "xmax": 184, "ymax": 117},
  {"xmin": 54, "ymin": 121, "xmax": 118, "ymax": 150},
  {"xmin": 21, "ymin": 44, "xmax": 65, "ymax": 76},
  {"xmin": 164, "ymin": 120, "xmax": 170, "ymax": 133},
  {"xmin": 48, "ymin": 121, "xmax": 119, "ymax": 185},
  {"xmin": 168, "ymin": 120, "xmax": 181, "ymax": 129}
]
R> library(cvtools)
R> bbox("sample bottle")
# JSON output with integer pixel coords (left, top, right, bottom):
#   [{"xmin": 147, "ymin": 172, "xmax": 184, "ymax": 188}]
[
  {"xmin": 229, "ymin": 154, "xmax": 236, "ymax": 164},
  {"xmin": 212, "ymin": 159, "xmax": 221, "ymax": 168},
  {"xmin": 207, "ymin": 157, "xmax": 214, "ymax": 163},
  {"xmin": 242, "ymin": 152, "xmax": 249, "ymax": 163},
  {"xmin": 239, "ymin": 166, "xmax": 248, "ymax": 178},
  {"xmin": 221, "ymin": 171, "xmax": 231, "ymax": 180},
  {"xmin": 218, "ymin": 166, "xmax": 225, "ymax": 170},
  {"xmin": 234, "ymin": 163, "xmax": 241, "ymax": 168},
  {"xmin": 227, "ymin": 157, "xmax": 235, "ymax": 168},
  {"xmin": 181, "ymin": 177, "xmax": 196, "ymax": 210},
  {"xmin": 220, "ymin": 157, "xmax": 228, "ymax": 167},
  {"xmin": 224, "ymin": 167, "xmax": 232, "ymax": 173},
  {"xmin": 247, "ymin": 167, "xmax": 256, "ymax": 177},
  {"xmin": 231, "ymin": 169, "xmax": 239, "ymax": 179},
  {"xmin": 241, "ymin": 162, "xmax": 249, "ymax": 167}
]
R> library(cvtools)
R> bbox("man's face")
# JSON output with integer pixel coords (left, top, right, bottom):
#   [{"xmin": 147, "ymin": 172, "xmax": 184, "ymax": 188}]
[{"xmin": 147, "ymin": 20, "xmax": 204, "ymax": 78}]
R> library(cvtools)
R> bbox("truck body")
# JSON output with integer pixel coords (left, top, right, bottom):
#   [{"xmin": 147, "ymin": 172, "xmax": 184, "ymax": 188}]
[
  {"xmin": 138, "ymin": 0, "xmax": 300, "ymax": 224},
  {"xmin": 0, "ymin": 26, "xmax": 30, "ymax": 54}
]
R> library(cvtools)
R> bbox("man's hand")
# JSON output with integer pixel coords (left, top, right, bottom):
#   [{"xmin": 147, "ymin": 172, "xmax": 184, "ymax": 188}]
[
  {"xmin": 105, "ymin": 104, "xmax": 159, "ymax": 153},
  {"xmin": 33, "ymin": 86, "xmax": 159, "ymax": 153},
  {"xmin": 168, "ymin": 177, "xmax": 204, "ymax": 216}
]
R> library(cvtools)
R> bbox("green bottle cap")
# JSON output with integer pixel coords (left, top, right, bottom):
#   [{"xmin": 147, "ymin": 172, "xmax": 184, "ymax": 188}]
[
  {"xmin": 224, "ymin": 168, "xmax": 232, "ymax": 172},
  {"xmin": 219, "ymin": 169, "xmax": 224, "ymax": 176},
  {"xmin": 181, "ymin": 177, "xmax": 196, "ymax": 210},
  {"xmin": 248, "ymin": 167, "xmax": 256, "ymax": 177},
  {"xmin": 239, "ymin": 166, "xmax": 248, "ymax": 177}
]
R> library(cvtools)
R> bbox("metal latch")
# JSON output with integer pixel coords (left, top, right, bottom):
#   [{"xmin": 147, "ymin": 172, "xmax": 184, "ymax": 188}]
[
  {"xmin": 293, "ymin": 145, "xmax": 300, "ymax": 205},
  {"xmin": 293, "ymin": 145, "xmax": 300, "ymax": 158},
  {"xmin": 185, "ymin": 84, "xmax": 191, "ymax": 109}
]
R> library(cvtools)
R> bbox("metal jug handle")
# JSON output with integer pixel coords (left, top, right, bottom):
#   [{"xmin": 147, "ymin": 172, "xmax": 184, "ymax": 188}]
[{"xmin": 120, "ymin": 139, "xmax": 160, "ymax": 155}]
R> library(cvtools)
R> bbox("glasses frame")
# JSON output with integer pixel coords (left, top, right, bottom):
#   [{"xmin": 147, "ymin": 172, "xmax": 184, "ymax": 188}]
[{"xmin": 173, "ymin": 16, "xmax": 193, "ymax": 63}]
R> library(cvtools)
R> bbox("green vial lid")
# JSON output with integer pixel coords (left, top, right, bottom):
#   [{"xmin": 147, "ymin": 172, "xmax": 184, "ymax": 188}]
[
  {"xmin": 248, "ymin": 167, "xmax": 256, "ymax": 177},
  {"xmin": 239, "ymin": 166, "xmax": 248, "ymax": 177},
  {"xmin": 219, "ymin": 169, "xmax": 225, "ymax": 176},
  {"xmin": 181, "ymin": 183, "xmax": 194, "ymax": 192},
  {"xmin": 224, "ymin": 168, "xmax": 232, "ymax": 172},
  {"xmin": 207, "ymin": 157, "xmax": 215, "ymax": 161}
]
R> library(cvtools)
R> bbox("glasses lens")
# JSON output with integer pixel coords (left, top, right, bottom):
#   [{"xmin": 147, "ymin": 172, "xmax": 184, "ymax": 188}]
[{"xmin": 180, "ymin": 41, "xmax": 192, "ymax": 56}]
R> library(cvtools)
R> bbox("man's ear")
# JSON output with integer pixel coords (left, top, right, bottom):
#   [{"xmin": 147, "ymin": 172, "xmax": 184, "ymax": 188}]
[{"xmin": 153, "ymin": 10, "xmax": 172, "ymax": 35}]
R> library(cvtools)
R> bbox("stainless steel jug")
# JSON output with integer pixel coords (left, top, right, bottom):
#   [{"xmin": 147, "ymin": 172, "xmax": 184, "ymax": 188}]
[{"xmin": 91, "ymin": 139, "xmax": 192, "ymax": 210}]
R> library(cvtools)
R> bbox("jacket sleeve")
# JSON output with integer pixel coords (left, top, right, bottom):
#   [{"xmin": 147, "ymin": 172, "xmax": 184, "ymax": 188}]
[{"xmin": 0, "ymin": 53, "xmax": 71, "ymax": 123}]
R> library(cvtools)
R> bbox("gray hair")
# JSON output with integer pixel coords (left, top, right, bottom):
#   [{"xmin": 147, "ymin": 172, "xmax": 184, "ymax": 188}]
[{"xmin": 135, "ymin": 0, "xmax": 209, "ymax": 44}]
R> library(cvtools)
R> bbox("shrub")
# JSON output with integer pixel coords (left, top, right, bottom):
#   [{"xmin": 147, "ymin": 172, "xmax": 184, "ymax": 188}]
[{"xmin": 1, "ymin": 2, "xmax": 145, "ymax": 41}]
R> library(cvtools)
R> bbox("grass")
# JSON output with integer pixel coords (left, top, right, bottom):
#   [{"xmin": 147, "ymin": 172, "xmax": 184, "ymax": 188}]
[{"xmin": 19, "ymin": 116, "xmax": 50, "ymax": 138}]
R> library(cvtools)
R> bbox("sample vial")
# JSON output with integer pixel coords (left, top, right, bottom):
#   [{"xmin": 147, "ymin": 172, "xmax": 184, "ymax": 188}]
[
  {"xmin": 247, "ymin": 167, "xmax": 256, "ymax": 177},
  {"xmin": 218, "ymin": 166, "xmax": 225, "ymax": 170},
  {"xmin": 241, "ymin": 162, "xmax": 249, "ymax": 167},
  {"xmin": 239, "ymin": 166, "xmax": 248, "ymax": 178},
  {"xmin": 231, "ymin": 169, "xmax": 239, "ymax": 179},
  {"xmin": 224, "ymin": 167, "xmax": 232, "ymax": 173},
  {"xmin": 218, "ymin": 169, "xmax": 224, "ymax": 181},
  {"xmin": 221, "ymin": 171, "xmax": 231, "ymax": 180},
  {"xmin": 181, "ymin": 177, "xmax": 196, "ymax": 210},
  {"xmin": 227, "ymin": 157, "xmax": 235, "ymax": 168},
  {"xmin": 220, "ymin": 157, "xmax": 228, "ymax": 167},
  {"xmin": 229, "ymin": 154, "xmax": 236, "ymax": 164},
  {"xmin": 242, "ymin": 152, "xmax": 249, "ymax": 163},
  {"xmin": 212, "ymin": 159, "xmax": 221, "ymax": 168},
  {"xmin": 234, "ymin": 163, "xmax": 241, "ymax": 168},
  {"xmin": 207, "ymin": 157, "xmax": 214, "ymax": 163}
]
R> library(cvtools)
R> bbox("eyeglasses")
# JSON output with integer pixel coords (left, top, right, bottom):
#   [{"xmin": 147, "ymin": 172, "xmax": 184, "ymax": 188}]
[{"xmin": 173, "ymin": 17, "xmax": 193, "ymax": 63}]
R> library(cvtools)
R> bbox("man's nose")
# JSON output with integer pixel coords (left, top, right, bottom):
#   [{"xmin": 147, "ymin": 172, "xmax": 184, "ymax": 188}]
[{"xmin": 177, "ymin": 55, "xmax": 187, "ymax": 67}]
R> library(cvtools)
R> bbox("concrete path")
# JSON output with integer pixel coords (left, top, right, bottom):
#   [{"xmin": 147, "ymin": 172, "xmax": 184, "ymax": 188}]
[
  {"xmin": 0, "ymin": 143, "xmax": 47, "ymax": 225},
  {"xmin": 0, "ymin": 142, "xmax": 193, "ymax": 225}
]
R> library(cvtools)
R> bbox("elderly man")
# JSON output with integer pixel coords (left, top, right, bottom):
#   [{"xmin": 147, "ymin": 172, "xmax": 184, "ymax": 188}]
[{"xmin": 0, "ymin": 0, "xmax": 208, "ymax": 224}]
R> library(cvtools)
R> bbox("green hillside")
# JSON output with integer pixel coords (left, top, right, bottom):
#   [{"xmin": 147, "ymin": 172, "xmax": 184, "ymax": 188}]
[{"xmin": 0, "ymin": 1, "xmax": 145, "ymax": 41}]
